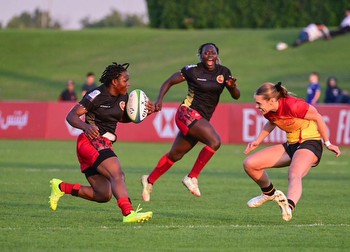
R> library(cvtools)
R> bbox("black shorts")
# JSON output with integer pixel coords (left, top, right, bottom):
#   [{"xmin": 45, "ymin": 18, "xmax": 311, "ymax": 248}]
[
  {"xmin": 84, "ymin": 148, "xmax": 117, "ymax": 178},
  {"xmin": 283, "ymin": 140, "xmax": 323, "ymax": 167}
]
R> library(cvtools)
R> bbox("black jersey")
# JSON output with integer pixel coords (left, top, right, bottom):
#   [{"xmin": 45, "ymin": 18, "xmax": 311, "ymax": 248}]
[
  {"xmin": 180, "ymin": 63, "xmax": 232, "ymax": 120},
  {"xmin": 79, "ymin": 85, "xmax": 130, "ymax": 138}
]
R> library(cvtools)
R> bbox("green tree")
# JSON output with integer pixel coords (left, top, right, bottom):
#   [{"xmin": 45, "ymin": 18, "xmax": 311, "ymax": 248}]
[
  {"xmin": 146, "ymin": 0, "xmax": 350, "ymax": 29},
  {"xmin": 6, "ymin": 8, "xmax": 60, "ymax": 29},
  {"xmin": 81, "ymin": 9, "xmax": 146, "ymax": 28}
]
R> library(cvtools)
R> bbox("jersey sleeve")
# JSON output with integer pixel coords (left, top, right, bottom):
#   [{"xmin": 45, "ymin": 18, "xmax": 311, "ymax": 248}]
[
  {"xmin": 79, "ymin": 89, "xmax": 101, "ymax": 111},
  {"xmin": 180, "ymin": 64, "xmax": 197, "ymax": 81}
]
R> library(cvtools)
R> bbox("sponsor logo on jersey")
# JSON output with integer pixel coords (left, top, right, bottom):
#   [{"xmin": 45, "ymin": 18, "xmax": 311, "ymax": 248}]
[
  {"xmin": 87, "ymin": 90, "xmax": 101, "ymax": 101},
  {"xmin": 196, "ymin": 78, "xmax": 207, "ymax": 81},
  {"xmin": 119, "ymin": 101, "xmax": 125, "ymax": 111},
  {"xmin": 216, "ymin": 75, "xmax": 224, "ymax": 84},
  {"xmin": 185, "ymin": 64, "xmax": 197, "ymax": 70}
]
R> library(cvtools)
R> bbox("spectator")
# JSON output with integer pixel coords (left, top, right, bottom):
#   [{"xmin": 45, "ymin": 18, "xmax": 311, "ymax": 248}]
[
  {"xmin": 292, "ymin": 23, "xmax": 330, "ymax": 47},
  {"xmin": 58, "ymin": 80, "xmax": 77, "ymax": 102},
  {"xmin": 324, "ymin": 76, "xmax": 350, "ymax": 104},
  {"xmin": 306, "ymin": 72, "xmax": 321, "ymax": 105},
  {"xmin": 330, "ymin": 8, "xmax": 350, "ymax": 38},
  {"xmin": 81, "ymin": 72, "xmax": 97, "ymax": 97}
]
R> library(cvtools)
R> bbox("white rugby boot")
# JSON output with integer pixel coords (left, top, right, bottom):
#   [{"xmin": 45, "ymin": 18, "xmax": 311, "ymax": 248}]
[
  {"xmin": 273, "ymin": 190, "xmax": 292, "ymax": 221},
  {"xmin": 141, "ymin": 175, "xmax": 153, "ymax": 202},
  {"xmin": 247, "ymin": 192, "xmax": 276, "ymax": 208},
  {"xmin": 182, "ymin": 176, "xmax": 201, "ymax": 197}
]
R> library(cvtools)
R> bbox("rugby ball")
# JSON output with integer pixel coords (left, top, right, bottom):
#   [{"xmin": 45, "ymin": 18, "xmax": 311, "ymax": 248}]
[
  {"xmin": 276, "ymin": 42, "xmax": 288, "ymax": 51},
  {"xmin": 126, "ymin": 89, "xmax": 149, "ymax": 123}
]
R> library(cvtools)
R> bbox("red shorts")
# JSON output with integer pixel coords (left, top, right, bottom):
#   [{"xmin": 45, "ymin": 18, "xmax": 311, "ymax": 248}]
[
  {"xmin": 76, "ymin": 133, "xmax": 115, "ymax": 173},
  {"xmin": 175, "ymin": 105, "xmax": 203, "ymax": 136}
]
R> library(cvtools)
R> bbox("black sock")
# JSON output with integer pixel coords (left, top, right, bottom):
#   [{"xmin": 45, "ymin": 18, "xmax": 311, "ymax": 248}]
[
  {"xmin": 71, "ymin": 189, "xmax": 79, "ymax": 197},
  {"xmin": 288, "ymin": 199, "xmax": 295, "ymax": 211},
  {"xmin": 261, "ymin": 183, "xmax": 275, "ymax": 196}
]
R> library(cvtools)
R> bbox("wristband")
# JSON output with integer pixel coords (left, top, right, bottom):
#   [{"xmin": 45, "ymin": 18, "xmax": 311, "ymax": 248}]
[{"xmin": 324, "ymin": 141, "xmax": 331, "ymax": 147}]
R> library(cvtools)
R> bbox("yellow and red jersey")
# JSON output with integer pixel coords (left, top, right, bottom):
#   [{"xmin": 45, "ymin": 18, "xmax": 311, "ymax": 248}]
[{"xmin": 264, "ymin": 96, "xmax": 321, "ymax": 143}]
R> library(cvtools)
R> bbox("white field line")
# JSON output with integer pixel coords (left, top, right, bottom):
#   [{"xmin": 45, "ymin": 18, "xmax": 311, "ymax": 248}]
[{"xmin": 2, "ymin": 223, "xmax": 349, "ymax": 231}]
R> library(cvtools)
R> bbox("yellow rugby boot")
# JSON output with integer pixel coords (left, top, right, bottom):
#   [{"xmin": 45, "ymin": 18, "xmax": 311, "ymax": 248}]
[{"xmin": 49, "ymin": 178, "xmax": 65, "ymax": 211}]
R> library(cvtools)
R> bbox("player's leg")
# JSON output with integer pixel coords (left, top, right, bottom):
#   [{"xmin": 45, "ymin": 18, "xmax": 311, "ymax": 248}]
[
  {"xmin": 97, "ymin": 156, "xmax": 152, "ymax": 223},
  {"xmin": 187, "ymin": 118, "xmax": 220, "ymax": 177},
  {"xmin": 287, "ymin": 149, "xmax": 318, "ymax": 209},
  {"xmin": 180, "ymin": 119, "xmax": 221, "ymax": 196},
  {"xmin": 243, "ymin": 144, "xmax": 290, "ymax": 208},
  {"xmin": 49, "ymin": 168, "xmax": 112, "ymax": 211},
  {"xmin": 279, "ymin": 140, "xmax": 322, "ymax": 221},
  {"xmin": 141, "ymin": 131, "xmax": 197, "ymax": 201},
  {"xmin": 272, "ymin": 150, "xmax": 316, "ymax": 222}
]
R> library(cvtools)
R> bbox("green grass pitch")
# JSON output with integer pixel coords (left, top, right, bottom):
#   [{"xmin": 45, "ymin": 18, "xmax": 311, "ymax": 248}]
[{"xmin": 1, "ymin": 140, "xmax": 349, "ymax": 251}]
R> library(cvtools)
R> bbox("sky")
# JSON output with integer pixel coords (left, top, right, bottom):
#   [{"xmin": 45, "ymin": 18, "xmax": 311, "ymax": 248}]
[{"xmin": 0, "ymin": 0, "xmax": 148, "ymax": 29}]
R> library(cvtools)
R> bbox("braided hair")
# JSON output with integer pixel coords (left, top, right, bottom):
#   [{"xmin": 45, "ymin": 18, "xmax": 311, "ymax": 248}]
[{"xmin": 99, "ymin": 62, "xmax": 129, "ymax": 86}]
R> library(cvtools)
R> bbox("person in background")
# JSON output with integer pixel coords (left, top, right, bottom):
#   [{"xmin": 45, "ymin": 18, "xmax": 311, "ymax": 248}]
[
  {"xmin": 49, "ymin": 62, "xmax": 154, "ymax": 223},
  {"xmin": 324, "ymin": 76, "xmax": 350, "ymax": 104},
  {"xmin": 306, "ymin": 72, "xmax": 321, "ymax": 105},
  {"xmin": 81, "ymin": 72, "xmax": 97, "ymax": 97},
  {"xmin": 58, "ymin": 79, "xmax": 78, "ymax": 102},
  {"xmin": 243, "ymin": 82, "xmax": 341, "ymax": 221},
  {"xmin": 330, "ymin": 8, "xmax": 350, "ymax": 38},
  {"xmin": 141, "ymin": 42, "xmax": 240, "ymax": 202},
  {"xmin": 292, "ymin": 23, "xmax": 330, "ymax": 47}
]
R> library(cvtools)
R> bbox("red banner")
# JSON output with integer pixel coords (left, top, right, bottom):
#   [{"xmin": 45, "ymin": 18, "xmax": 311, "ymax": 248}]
[{"xmin": 0, "ymin": 102, "xmax": 349, "ymax": 146}]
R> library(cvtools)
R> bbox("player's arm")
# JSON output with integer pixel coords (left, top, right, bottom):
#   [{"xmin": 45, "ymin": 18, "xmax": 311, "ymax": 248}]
[
  {"xmin": 225, "ymin": 76, "xmax": 240, "ymax": 100},
  {"xmin": 66, "ymin": 104, "xmax": 99, "ymax": 139},
  {"xmin": 244, "ymin": 121, "xmax": 276, "ymax": 155},
  {"xmin": 155, "ymin": 71, "xmax": 185, "ymax": 111},
  {"xmin": 304, "ymin": 105, "xmax": 341, "ymax": 157}
]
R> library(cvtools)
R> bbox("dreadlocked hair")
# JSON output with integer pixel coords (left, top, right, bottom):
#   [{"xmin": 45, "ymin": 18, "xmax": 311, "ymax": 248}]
[
  {"xmin": 99, "ymin": 62, "xmax": 129, "ymax": 86},
  {"xmin": 198, "ymin": 42, "xmax": 219, "ymax": 55},
  {"xmin": 255, "ymin": 82, "xmax": 295, "ymax": 101}
]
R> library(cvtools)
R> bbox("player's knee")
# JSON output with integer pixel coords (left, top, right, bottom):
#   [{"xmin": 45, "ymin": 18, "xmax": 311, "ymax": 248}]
[
  {"xmin": 243, "ymin": 157, "xmax": 255, "ymax": 173},
  {"xmin": 95, "ymin": 192, "xmax": 112, "ymax": 203},
  {"xmin": 168, "ymin": 151, "xmax": 184, "ymax": 162},
  {"xmin": 210, "ymin": 138, "xmax": 221, "ymax": 150},
  {"xmin": 113, "ymin": 170, "xmax": 126, "ymax": 182}
]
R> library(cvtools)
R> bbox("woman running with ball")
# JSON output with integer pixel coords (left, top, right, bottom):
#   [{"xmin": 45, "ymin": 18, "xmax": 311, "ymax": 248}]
[{"xmin": 49, "ymin": 62, "xmax": 154, "ymax": 223}]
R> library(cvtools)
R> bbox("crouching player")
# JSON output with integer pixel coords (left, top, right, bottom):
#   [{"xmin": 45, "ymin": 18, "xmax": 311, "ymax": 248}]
[{"xmin": 243, "ymin": 82, "xmax": 341, "ymax": 221}]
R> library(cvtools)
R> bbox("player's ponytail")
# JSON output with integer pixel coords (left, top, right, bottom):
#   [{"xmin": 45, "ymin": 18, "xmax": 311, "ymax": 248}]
[
  {"xmin": 274, "ymin": 82, "xmax": 290, "ymax": 99},
  {"xmin": 255, "ymin": 82, "xmax": 292, "ymax": 101}
]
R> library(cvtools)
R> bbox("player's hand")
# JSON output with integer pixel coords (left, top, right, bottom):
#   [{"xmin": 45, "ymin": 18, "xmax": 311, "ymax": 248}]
[
  {"xmin": 154, "ymin": 100, "xmax": 163, "ymax": 112},
  {"xmin": 146, "ymin": 99, "xmax": 155, "ymax": 115},
  {"xmin": 244, "ymin": 141, "xmax": 259, "ymax": 155},
  {"xmin": 327, "ymin": 144, "xmax": 342, "ymax": 157},
  {"xmin": 226, "ymin": 76, "xmax": 237, "ymax": 89},
  {"xmin": 84, "ymin": 124, "xmax": 100, "ymax": 139}
]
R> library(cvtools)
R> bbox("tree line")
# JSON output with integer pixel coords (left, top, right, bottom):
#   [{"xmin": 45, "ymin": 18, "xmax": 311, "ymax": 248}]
[
  {"xmin": 2, "ymin": 0, "xmax": 350, "ymax": 29},
  {"xmin": 2, "ymin": 8, "xmax": 146, "ymax": 29},
  {"xmin": 146, "ymin": 0, "xmax": 350, "ymax": 29}
]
